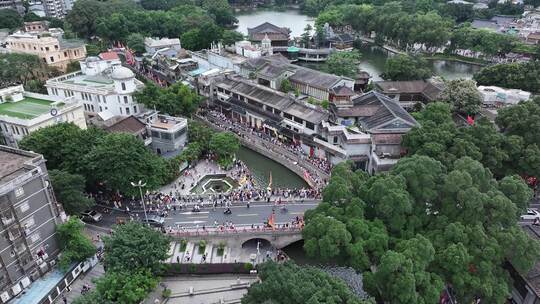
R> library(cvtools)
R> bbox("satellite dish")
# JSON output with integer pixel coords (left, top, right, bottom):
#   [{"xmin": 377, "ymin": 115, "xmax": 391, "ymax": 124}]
[{"xmin": 50, "ymin": 108, "xmax": 58, "ymax": 116}]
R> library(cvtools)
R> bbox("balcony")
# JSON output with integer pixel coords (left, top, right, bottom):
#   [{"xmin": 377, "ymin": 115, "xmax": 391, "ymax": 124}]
[
  {"xmin": 8, "ymin": 229, "xmax": 22, "ymax": 241},
  {"xmin": 1, "ymin": 216, "xmax": 15, "ymax": 226}
]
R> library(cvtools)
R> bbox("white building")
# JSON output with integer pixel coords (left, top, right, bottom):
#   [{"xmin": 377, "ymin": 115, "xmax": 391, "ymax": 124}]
[
  {"xmin": 478, "ymin": 85, "xmax": 531, "ymax": 107},
  {"xmin": 144, "ymin": 37, "xmax": 182, "ymax": 55},
  {"xmin": 45, "ymin": 56, "xmax": 145, "ymax": 118},
  {"xmin": 0, "ymin": 85, "xmax": 86, "ymax": 147}
]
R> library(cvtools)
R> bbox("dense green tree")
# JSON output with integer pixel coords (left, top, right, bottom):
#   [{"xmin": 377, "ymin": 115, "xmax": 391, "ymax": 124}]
[
  {"xmin": 202, "ymin": 0, "xmax": 237, "ymax": 26},
  {"xmin": 56, "ymin": 218, "xmax": 96, "ymax": 271},
  {"xmin": 221, "ymin": 30, "xmax": 244, "ymax": 46},
  {"xmin": 187, "ymin": 120, "xmax": 213, "ymax": 151},
  {"xmin": 72, "ymin": 291, "xmax": 109, "ymax": 304},
  {"xmin": 126, "ymin": 33, "xmax": 145, "ymax": 55},
  {"xmin": 303, "ymin": 153, "xmax": 540, "ymax": 304},
  {"xmin": 496, "ymin": 97, "xmax": 540, "ymax": 145},
  {"xmin": 181, "ymin": 21, "xmax": 223, "ymax": 50},
  {"xmin": 442, "ymin": 2, "xmax": 474, "ymax": 22},
  {"xmin": 66, "ymin": 61, "xmax": 81, "ymax": 73},
  {"xmin": 439, "ymin": 79, "xmax": 483, "ymax": 114},
  {"xmin": 50, "ymin": 170, "xmax": 95, "ymax": 215},
  {"xmin": 209, "ymin": 132, "xmax": 240, "ymax": 168},
  {"xmin": 0, "ymin": 53, "xmax": 52, "ymax": 88},
  {"xmin": 19, "ymin": 123, "xmax": 85, "ymax": 171},
  {"xmin": 474, "ymin": 61, "xmax": 540, "ymax": 93},
  {"xmin": 383, "ymin": 55, "xmax": 432, "ymax": 81},
  {"xmin": 0, "ymin": 9, "xmax": 23, "ymax": 29},
  {"xmin": 103, "ymin": 221, "xmax": 170, "ymax": 274},
  {"xmin": 323, "ymin": 50, "xmax": 361, "ymax": 78},
  {"xmin": 135, "ymin": 82, "xmax": 201, "ymax": 117},
  {"xmin": 95, "ymin": 270, "xmax": 158, "ymax": 304},
  {"xmin": 303, "ymin": 214, "xmax": 352, "ymax": 261},
  {"xmin": 84, "ymin": 133, "xmax": 169, "ymax": 195},
  {"xmin": 96, "ymin": 13, "xmax": 129, "ymax": 42},
  {"xmin": 242, "ymin": 262, "xmax": 371, "ymax": 304}
]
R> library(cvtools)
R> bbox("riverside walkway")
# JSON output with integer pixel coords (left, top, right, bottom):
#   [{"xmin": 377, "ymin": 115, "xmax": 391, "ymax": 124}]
[{"xmin": 196, "ymin": 113, "xmax": 330, "ymax": 189}]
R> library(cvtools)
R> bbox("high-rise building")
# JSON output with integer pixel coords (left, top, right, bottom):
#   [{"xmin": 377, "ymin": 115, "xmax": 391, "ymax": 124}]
[
  {"xmin": 0, "ymin": 0, "xmax": 24, "ymax": 15},
  {"xmin": 0, "ymin": 145, "xmax": 65, "ymax": 303}
]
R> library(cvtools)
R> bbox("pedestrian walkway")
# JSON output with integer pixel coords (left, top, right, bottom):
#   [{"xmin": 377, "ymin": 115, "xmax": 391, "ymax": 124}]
[{"xmin": 54, "ymin": 263, "xmax": 105, "ymax": 303}]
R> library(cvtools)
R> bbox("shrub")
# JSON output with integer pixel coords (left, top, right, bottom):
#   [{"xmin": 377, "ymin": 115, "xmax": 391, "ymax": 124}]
[
  {"xmin": 162, "ymin": 288, "xmax": 171, "ymax": 298},
  {"xmin": 198, "ymin": 240, "xmax": 207, "ymax": 254},
  {"xmin": 179, "ymin": 239, "xmax": 187, "ymax": 252}
]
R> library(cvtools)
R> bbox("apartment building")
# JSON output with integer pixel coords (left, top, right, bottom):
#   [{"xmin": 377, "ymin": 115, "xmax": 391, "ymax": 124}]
[
  {"xmin": 0, "ymin": 145, "xmax": 65, "ymax": 303},
  {"xmin": 5, "ymin": 31, "xmax": 86, "ymax": 71},
  {"xmin": 0, "ymin": 85, "xmax": 87, "ymax": 148},
  {"xmin": 0, "ymin": 0, "xmax": 24, "ymax": 14}
]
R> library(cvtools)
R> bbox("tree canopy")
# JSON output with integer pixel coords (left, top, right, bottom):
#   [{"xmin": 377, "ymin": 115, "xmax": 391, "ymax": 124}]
[
  {"xmin": 439, "ymin": 79, "xmax": 483, "ymax": 114},
  {"xmin": 50, "ymin": 170, "xmax": 95, "ymax": 215},
  {"xmin": 102, "ymin": 221, "xmax": 170, "ymax": 274},
  {"xmin": 0, "ymin": 9, "xmax": 23, "ymax": 29},
  {"xmin": 474, "ymin": 61, "xmax": 540, "ymax": 93},
  {"xmin": 303, "ymin": 157, "xmax": 538, "ymax": 304},
  {"xmin": 209, "ymin": 132, "xmax": 240, "ymax": 168},
  {"xmin": 134, "ymin": 82, "xmax": 201, "ymax": 117},
  {"xmin": 383, "ymin": 55, "xmax": 432, "ymax": 81},
  {"xmin": 56, "ymin": 218, "xmax": 96, "ymax": 271},
  {"xmin": 242, "ymin": 262, "xmax": 372, "ymax": 304},
  {"xmin": 19, "ymin": 123, "xmax": 171, "ymax": 196},
  {"xmin": 323, "ymin": 50, "xmax": 362, "ymax": 78}
]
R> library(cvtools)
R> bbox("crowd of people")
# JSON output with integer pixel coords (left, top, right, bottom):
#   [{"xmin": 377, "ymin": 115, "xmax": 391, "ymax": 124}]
[{"xmin": 203, "ymin": 110, "xmax": 330, "ymax": 187}]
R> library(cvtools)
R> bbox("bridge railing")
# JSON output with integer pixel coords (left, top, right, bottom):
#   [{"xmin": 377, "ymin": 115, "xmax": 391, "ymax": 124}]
[{"xmin": 167, "ymin": 225, "xmax": 303, "ymax": 238}]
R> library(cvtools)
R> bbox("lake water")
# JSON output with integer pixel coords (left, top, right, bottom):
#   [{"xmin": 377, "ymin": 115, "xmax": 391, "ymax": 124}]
[
  {"xmin": 235, "ymin": 10, "xmax": 482, "ymax": 80},
  {"xmin": 235, "ymin": 9, "xmax": 315, "ymax": 37},
  {"xmin": 236, "ymin": 146, "xmax": 308, "ymax": 189}
]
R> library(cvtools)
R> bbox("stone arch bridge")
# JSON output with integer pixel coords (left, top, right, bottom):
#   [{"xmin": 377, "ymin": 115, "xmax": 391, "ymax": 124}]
[{"xmin": 171, "ymin": 228, "xmax": 303, "ymax": 249}]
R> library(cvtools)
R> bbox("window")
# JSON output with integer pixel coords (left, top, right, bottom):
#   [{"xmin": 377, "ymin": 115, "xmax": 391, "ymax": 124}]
[
  {"xmin": 174, "ymin": 128, "xmax": 186, "ymax": 138},
  {"xmin": 14, "ymin": 187, "xmax": 24, "ymax": 198},
  {"xmin": 121, "ymin": 82, "xmax": 126, "ymax": 91},
  {"xmin": 133, "ymin": 106, "xmax": 137, "ymax": 113},
  {"xmin": 333, "ymin": 136, "xmax": 338, "ymax": 144},
  {"xmin": 306, "ymin": 122, "xmax": 315, "ymax": 130},
  {"xmin": 19, "ymin": 201, "xmax": 29, "ymax": 213},
  {"xmin": 161, "ymin": 132, "xmax": 172, "ymax": 140},
  {"xmin": 126, "ymin": 107, "xmax": 130, "ymax": 115},
  {"xmin": 23, "ymin": 217, "xmax": 35, "ymax": 229},
  {"xmin": 45, "ymin": 47, "xmax": 49, "ymax": 51},
  {"xmin": 119, "ymin": 107, "xmax": 123, "ymax": 114},
  {"xmin": 30, "ymin": 233, "xmax": 40, "ymax": 244},
  {"xmin": 123, "ymin": 96, "xmax": 128, "ymax": 104},
  {"xmin": 151, "ymin": 130, "xmax": 160, "ymax": 138},
  {"xmin": 99, "ymin": 106, "xmax": 102, "ymax": 112}
]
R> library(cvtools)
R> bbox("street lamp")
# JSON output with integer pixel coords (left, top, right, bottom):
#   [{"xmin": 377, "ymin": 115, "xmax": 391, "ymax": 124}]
[{"xmin": 131, "ymin": 180, "xmax": 148, "ymax": 224}]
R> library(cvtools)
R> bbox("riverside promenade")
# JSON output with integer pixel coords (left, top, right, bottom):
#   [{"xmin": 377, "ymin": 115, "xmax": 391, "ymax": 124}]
[{"xmin": 196, "ymin": 113, "xmax": 330, "ymax": 189}]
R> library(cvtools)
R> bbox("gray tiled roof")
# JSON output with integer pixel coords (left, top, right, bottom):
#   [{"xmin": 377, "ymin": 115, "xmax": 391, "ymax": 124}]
[
  {"xmin": 350, "ymin": 91, "xmax": 419, "ymax": 131},
  {"xmin": 216, "ymin": 76, "xmax": 328, "ymax": 124}
]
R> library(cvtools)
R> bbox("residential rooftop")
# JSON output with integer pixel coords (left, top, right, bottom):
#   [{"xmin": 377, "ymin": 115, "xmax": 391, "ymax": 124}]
[
  {"xmin": 0, "ymin": 145, "xmax": 41, "ymax": 184},
  {"xmin": 0, "ymin": 97, "xmax": 56, "ymax": 119}
]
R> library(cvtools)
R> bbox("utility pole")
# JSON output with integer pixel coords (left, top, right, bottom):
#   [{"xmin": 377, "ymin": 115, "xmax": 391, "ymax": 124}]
[{"xmin": 131, "ymin": 180, "xmax": 148, "ymax": 224}]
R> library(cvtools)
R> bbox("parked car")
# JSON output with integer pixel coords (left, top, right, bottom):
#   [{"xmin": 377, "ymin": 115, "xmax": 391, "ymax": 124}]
[
  {"xmin": 142, "ymin": 215, "xmax": 165, "ymax": 227},
  {"xmin": 80, "ymin": 210, "xmax": 103, "ymax": 223},
  {"xmin": 520, "ymin": 208, "xmax": 540, "ymax": 220}
]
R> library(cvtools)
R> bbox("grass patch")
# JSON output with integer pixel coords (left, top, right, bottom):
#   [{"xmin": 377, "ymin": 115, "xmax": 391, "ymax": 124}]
[
  {"xmin": 0, "ymin": 97, "xmax": 54, "ymax": 119},
  {"xmin": 198, "ymin": 240, "xmax": 207, "ymax": 254},
  {"xmin": 217, "ymin": 241, "xmax": 226, "ymax": 256},
  {"xmin": 179, "ymin": 239, "xmax": 187, "ymax": 252}
]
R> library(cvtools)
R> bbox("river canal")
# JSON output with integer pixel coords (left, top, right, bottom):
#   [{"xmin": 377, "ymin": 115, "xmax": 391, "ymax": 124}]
[
  {"xmin": 235, "ymin": 10, "xmax": 482, "ymax": 80},
  {"xmin": 235, "ymin": 146, "xmax": 308, "ymax": 189}
]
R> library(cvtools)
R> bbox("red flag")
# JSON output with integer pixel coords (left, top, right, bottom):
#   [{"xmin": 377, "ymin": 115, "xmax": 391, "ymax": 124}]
[
  {"xmin": 309, "ymin": 146, "xmax": 314, "ymax": 157},
  {"xmin": 467, "ymin": 115, "xmax": 475, "ymax": 125}
]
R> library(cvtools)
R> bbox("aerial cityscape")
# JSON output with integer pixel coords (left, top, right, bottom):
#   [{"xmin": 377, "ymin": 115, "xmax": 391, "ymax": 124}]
[{"xmin": 0, "ymin": 0, "xmax": 539, "ymax": 303}]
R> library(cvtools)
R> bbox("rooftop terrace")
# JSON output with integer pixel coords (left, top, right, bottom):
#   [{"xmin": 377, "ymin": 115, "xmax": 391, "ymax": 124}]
[{"xmin": 0, "ymin": 97, "xmax": 56, "ymax": 119}]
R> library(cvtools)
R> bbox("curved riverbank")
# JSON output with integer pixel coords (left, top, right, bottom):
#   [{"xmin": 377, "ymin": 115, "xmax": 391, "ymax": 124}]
[{"xmin": 195, "ymin": 114, "xmax": 329, "ymax": 189}]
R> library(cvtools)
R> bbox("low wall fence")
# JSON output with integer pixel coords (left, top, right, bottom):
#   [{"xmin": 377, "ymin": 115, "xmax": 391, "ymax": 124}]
[{"xmin": 163, "ymin": 262, "xmax": 255, "ymax": 275}]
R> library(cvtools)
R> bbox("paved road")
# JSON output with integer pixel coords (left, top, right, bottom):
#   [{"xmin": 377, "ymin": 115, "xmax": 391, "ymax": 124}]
[{"xmin": 94, "ymin": 201, "xmax": 319, "ymax": 229}]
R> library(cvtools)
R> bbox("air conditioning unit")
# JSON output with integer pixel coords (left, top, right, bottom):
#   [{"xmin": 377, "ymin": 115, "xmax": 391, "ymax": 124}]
[
  {"xmin": 20, "ymin": 277, "xmax": 30, "ymax": 288},
  {"xmin": 11, "ymin": 283, "xmax": 21, "ymax": 296},
  {"xmin": 0, "ymin": 291, "xmax": 10, "ymax": 303}
]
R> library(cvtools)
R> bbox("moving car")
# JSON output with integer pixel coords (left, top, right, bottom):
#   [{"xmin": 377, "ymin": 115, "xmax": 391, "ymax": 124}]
[
  {"xmin": 80, "ymin": 210, "xmax": 103, "ymax": 223},
  {"xmin": 520, "ymin": 208, "xmax": 540, "ymax": 220},
  {"xmin": 142, "ymin": 215, "xmax": 165, "ymax": 227}
]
